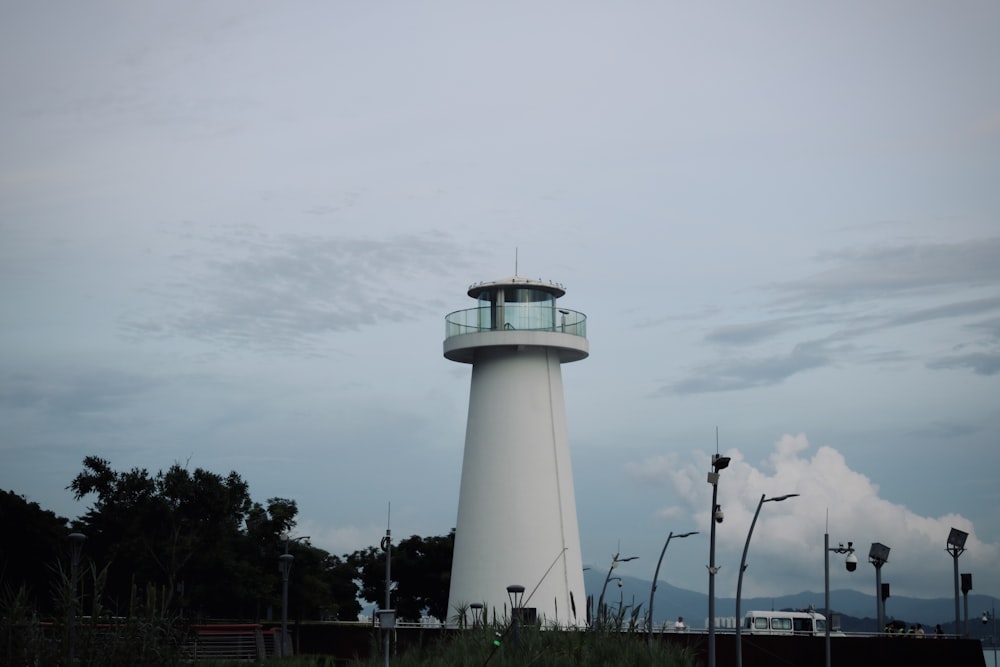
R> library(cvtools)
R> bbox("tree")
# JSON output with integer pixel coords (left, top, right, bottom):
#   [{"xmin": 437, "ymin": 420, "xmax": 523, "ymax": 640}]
[
  {"xmin": 7, "ymin": 457, "xmax": 373, "ymax": 624},
  {"xmin": 349, "ymin": 530, "xmax": 454, "ymax": 622},
  {"xmin": 66, "ymin": 457, "xmax": 363, "ymax": 621},
  {"xmin": 0, "ymin": 490, "xmax": 70, "ymax": 614},
  {"xmin": 69, "ymin": 456, "xmax": 255, "ymax": 617}
]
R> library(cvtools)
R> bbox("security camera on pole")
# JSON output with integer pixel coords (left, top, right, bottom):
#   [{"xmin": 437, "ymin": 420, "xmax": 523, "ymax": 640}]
[
  {"xmin": 824, "ymin": 524, "xmax": 856, "ymax": 667},
  {"xmin": 706, "ymin": 450, "xmax": 730, "ymax": 667}
]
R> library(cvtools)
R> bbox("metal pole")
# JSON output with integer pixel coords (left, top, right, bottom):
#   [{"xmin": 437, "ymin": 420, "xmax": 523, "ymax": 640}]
[
  {"xmin": 708, "ymin": 482, "xmax": 719, "ymax": 667},
  {"xmin": 993, "ymin": 605, "xmax": 997, "ymax": 667},
  {"xmin": 963, "ymin": 587, "xmax": 969, "ymax": 638},
  {"xmin": 383, "ymin": 527, "xmax": 391, "ymax": 667},
  {"xmin": 824, "ymin": 533, "xmax": 831, "ymax": 667},
  {"xmin": 279, "ymin": 553, "xmax": 293, "ymax": 658},
  {"xmin": 874, "ymin": 564, "xmax": 883, "ymax": 634},
  {"xmin": 952, "ymin": 551, "xmax": 960, "ymax": 636},
  {"xmin": 648, "ymin": 531, "xmax": 697, "ymax": 649},
  {"xmin": 736, "ymin": 495, "xmax": 765, "ymax": 667},
  {"xmin": 648, "ymin": 535, "xmax": 673, "ymax": 648},
  {"xmin": 596, "ymin": 555, "xmax": 617, "ymax": 628}
]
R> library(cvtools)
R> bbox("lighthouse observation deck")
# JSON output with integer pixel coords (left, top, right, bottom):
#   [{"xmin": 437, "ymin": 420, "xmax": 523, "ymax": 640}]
[{"xmin": 443, "ymin": 277, "xmax": 588, "ymax": 364}]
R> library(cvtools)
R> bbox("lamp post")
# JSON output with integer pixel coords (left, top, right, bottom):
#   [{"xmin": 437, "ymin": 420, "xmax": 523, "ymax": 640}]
[
  {"xmin": 380, "ymin": 527, "xmax": 392, "ymax": 667},
  {"xmin": 596, "ymin": 551, "xmax": 638, "ymax": 628},
  {"xmin": 68, "ymin": 532, "xmax": 86, "ymax": 664},
  {"xmin": 507, "ymin": 584, "xmax": 525, "ymax": 646},
  {"xmin": 648, "ymin": 530, "xmax": 697, "ymax": 649},
  {"xmin": 824, "ymin": 536, "xmax": 856, "ymax": 667},
  {"xmin": 277, "ymin": 532, "xmax": 309, "ymax": 658},
  {"xmin": 470, "ymin": 602, "xmax": 484, "ymax": 629},
  {"xmin": 868, "ymin": 543, "xmax": 890, "ymax": 634},
  {"xmin": 735, "ymin": 493, "xmax": 798, "ymax": 667},
  {"xmin": 706, "ymin": 453, "xmax": 730, "ymax": 667},
  {"xmin": 947, "ymin": 528, "xmax": 968, "ymax": 636},
  {"xmin": 278, "ymin": 553, "xmax": 294, "ymax": 657}
]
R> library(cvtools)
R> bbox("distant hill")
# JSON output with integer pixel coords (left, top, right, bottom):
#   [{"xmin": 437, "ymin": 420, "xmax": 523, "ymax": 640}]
[{"xmin": 582, "ymin": 570, "xmax": 998, "ymax": 640}]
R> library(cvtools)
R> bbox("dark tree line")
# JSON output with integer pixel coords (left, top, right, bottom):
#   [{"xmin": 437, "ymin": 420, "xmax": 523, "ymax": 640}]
[{"xmin": 0, "ymin": 456, "xmax": 453, "ymax": 624}]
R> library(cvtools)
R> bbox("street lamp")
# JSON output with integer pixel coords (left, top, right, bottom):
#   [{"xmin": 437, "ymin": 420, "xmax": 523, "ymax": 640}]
[
  {"xmin": 648, "ymin": 530, "xmax": 698, "ymax": 649},
  {"xmin": 868, "ymin": 542, "xmax": 890, "ymax": 633},
  {"xmin": 380, "ymin": 526, "xmax": 392, "ymax": 667},
  {"xmin": 278, "ymin": 553, "xmax": 294, "ymax": 657},
  {"xmin": 596, "ymin": 551, "xmax": 638, "ymax": 628},
  {"xmin": 277, "ymin": 531, "xmax": 310, "ymax": 658},
  {"xmin": 706, "ymin": 453, "xmax": 730, "ymax": 667},
  {"xmin": 735, "ymin": 493, "xmax": 799, "ymax": 667},
  {"xmin": 470, "ymin": 602, "xmax": 484, "ymax": 629},
  {"xmin": 507, "ymin": 584, "xmax": 525, "ymax": 645},
  {"xmin": 947, "ymin": 528, "xmax": 968, "ymax": 636},
  {"xmin": 68, "ymin": 532, "xmax": 86, "ymax": 664},
  {"xmin": 824, "ymin": 536, "xmax": 856, "ymax": 667}
]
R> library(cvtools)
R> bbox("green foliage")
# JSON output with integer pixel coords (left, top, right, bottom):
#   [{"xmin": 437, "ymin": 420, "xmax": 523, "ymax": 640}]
[
  {"xmin": 348, "ymin": 530, "xmax": 454, "ymax": 623},
  {"xmin": 2, "ymin": 547, "xmax": 185, "ymax": 666},
  {"xmin": 3, "ymin": 455, "xmax": 459, "ymax": 637},
  {"xmin": 68, "ymin": 455, "xmax": 255, "ymax": 617},
  {"xmin": 0, "ymin": 490, "xmax": 70, "ymax": 615}
]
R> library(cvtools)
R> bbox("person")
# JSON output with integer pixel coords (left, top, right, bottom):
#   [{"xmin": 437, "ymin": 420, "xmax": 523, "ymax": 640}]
[
  {"xmin": 915, "ymin": 623, "xmax": 925, "ymax": 638},
  {"xmin": 674, "ymin": 616, "xmax": 686, "ymax": 631},
  {"xmin": 934, "ymin": 624, "xmax": 944, "ymax": 638}
]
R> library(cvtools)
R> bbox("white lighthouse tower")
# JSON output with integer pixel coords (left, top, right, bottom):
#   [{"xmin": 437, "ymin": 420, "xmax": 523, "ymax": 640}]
[{"xmin": 444, "ymin": 276, "xmax": 588, "ymax": 628}]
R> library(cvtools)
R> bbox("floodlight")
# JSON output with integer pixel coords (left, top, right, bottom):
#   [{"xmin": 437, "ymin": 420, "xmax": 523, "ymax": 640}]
[
  {"xmin": 947, "ymin": 528, "xmax": 969, "ymax": 550},
  {"xmin": 868, "ymin": 542, "xmax": 890, "ymax": 565}
]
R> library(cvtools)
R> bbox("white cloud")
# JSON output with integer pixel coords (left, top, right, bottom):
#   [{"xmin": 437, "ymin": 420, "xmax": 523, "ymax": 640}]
[{"xmin": 627, "ymin": 434, "xmax": 999, "ymax": 598}]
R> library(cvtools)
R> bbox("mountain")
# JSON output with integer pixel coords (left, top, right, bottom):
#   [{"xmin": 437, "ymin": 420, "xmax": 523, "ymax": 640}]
[{"xmin": 582, "ymin": 570, "xmax": 999, "ymax": 639}]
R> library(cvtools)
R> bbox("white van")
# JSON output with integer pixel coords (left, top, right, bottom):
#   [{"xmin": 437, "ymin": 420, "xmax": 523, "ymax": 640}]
[{"xmin": 743, "ymin": 610, "xmax": 835, "ymax": 636}]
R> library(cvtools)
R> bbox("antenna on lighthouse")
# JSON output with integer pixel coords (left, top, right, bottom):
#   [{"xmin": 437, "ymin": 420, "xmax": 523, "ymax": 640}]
[{"xmin": 514, "ymin": 248, "xmax": 519, "ymax": 276}]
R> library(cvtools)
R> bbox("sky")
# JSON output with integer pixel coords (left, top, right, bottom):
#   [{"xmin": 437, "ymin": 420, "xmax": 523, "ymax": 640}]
[{"xmin": 2, "ymin": 1, "xmax": 998, "ymax": 607}]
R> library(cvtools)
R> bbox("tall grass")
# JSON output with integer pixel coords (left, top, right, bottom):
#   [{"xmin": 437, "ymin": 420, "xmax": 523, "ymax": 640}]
[
  {"xmin": 349, "ymin": 621, "xmax": 699, "ymax": 667},
  {"xmin": 1, "ymin": 558, "xmax": 185, "ymax": 666}
]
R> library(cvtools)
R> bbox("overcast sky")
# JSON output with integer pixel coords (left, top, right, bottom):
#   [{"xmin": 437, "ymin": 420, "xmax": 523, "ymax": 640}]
[{"xmin": 2, "ymin": 1, "xmax": 998, "ymax": 607}]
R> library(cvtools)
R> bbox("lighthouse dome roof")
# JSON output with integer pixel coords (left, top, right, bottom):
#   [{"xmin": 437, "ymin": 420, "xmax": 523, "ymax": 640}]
[{"xmin": 467, "ymin": 276, "xmax": 566, "ymax": 299}]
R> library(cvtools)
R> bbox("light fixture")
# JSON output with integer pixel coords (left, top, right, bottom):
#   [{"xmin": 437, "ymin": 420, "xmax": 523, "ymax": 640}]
[
  {"xmin": 947, "ymin": 527, "xmax": 969, "ymax": 638},
  {"xmin": 507, "ymin": 584, "xmax": 525, "ymax": 645},
  {"xmin": 868, "ymin": 543, "xmax": 890, "ymax": 634}
]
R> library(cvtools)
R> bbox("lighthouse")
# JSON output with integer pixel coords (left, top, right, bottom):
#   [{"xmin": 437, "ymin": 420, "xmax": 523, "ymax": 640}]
[{"xmin": 444, "ymin": 276, "xmax": 588, "ymax": 628}]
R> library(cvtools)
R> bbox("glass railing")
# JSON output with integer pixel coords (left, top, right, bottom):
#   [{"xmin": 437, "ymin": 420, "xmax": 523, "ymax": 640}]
[{"xmin": 445, "ymin": 305, "xmax": 587, "ymax": 339}]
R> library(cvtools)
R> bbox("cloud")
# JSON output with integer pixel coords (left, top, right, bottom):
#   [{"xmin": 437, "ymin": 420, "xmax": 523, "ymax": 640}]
[
  {"xmin": 904, "ymin": 421, "xmax": 980, "ymax": 440},
  {"xmin": 773, "ymin": 237, "xmax": 1000, "ymax": 306},
  {"xmin": 0, "ymin": 368, "xmax": 157, "ymax": 420},
  {"xmin": 967, "ymin": 315, "xmax": 1000, "ymax": 341},
  {"xmin": 883, "ymin": 295, "xmax": 1000, "ymax": 329},
  {"xmin": 666, "ymin": 341, "xmax": 833, "ymax": 394},
  {"xmin": 704, "ymin": 319, "xmax": 791, "ymax": 346},
  {"xmin": 121, "ymin": 226, "xmax": 471, "ymax": 355},
  {"xmin": 667, "ymin": 238, "xmax": 1000, "ymax": 394},
  {"xmin": 624, "ymin": 433, "xmax": 1000, "ymax": 597},
  {"xmin": 927, "ymin": 352, "xmax": 1000, "ymax": 376}
]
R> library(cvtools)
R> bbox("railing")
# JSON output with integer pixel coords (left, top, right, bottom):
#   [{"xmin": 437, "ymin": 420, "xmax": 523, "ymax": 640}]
[
  {"xmin": 181, "ymin": 624, "xmax": 268, "ymax": 661},
  {"xmin": 445, "ymin": 305, "xmax": 587, "ymax": 339}
]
